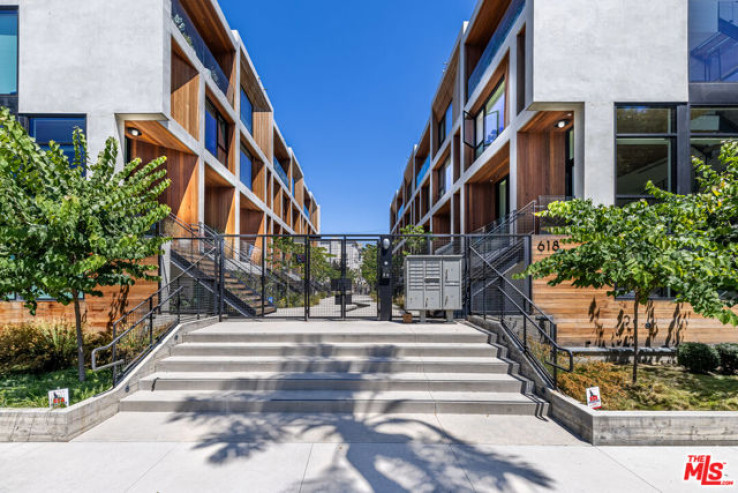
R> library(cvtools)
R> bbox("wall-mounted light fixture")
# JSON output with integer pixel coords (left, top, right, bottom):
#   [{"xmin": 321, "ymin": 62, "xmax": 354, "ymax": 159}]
[
  {"xmin": 555, "ymin": 119, "xmax": 569, "ymax": 129},
  {"xmin": 127, "ymin": 127, "xmax": 142, "ymax": 137}
]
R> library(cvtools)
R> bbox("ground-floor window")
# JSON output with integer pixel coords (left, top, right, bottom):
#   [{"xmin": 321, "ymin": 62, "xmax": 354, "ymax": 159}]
[{"xmin": 27, "ymin": 115, "xmax": 87, "ymax": 169}]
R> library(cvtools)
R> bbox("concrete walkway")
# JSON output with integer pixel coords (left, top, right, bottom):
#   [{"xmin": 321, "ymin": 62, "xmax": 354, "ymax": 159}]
[{"xmin": 2, "ymin": 411, "xmax": 736, "ymax": 492}]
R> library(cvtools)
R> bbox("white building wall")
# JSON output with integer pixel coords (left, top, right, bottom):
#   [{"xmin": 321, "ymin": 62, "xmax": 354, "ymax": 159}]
[
  {"xmin": 5, "ymin": 0, "xmax": 168, "ymax": 159},
  {"xmin": 531, "ymin": 0, "xmax": 689, "ymax": 204}
]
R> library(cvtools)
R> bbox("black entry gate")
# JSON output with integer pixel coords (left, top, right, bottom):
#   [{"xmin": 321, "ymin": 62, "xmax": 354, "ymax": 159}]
[{"xmin": 165, "ymin": 229, "xmax": 531, "ymax": 321}]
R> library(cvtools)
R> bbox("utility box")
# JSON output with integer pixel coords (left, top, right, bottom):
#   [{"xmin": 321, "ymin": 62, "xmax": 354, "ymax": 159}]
[{"xmin": 405, "ymin": 255, "xmax": 463, "ymax": 322}]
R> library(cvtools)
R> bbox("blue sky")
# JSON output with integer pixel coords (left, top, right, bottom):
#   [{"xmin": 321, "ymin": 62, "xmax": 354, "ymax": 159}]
[{"xmin": 219, "ymin": 0, "xmax": 476, "ymax": 233}]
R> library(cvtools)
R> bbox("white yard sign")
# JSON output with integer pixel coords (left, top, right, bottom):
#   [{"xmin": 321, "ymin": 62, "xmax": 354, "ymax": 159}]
[
  {"xmin": 586, "ymin": 386, "xmax": 602, "ymax": 410},
  {"xmin": 48, "ymin": 388, "xmax": 70, "ymax": 408}
]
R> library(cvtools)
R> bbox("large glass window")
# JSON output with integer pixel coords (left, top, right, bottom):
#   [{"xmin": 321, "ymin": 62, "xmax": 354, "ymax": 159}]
[
  {"xmin": 205, "ymin": 99, "xmax": 229, "ymax": 165},
  {"xmin": 690, "ymin": 106, "xmax": 738, "ymax": 190},
  {"xmin": 240, "ymin": 87, "xmax": 253, "ymax": 135},
  {"xmin": 28, "ymin": 116, "xmax": 86, "ymax": 168},
  {"xmin": 474, "ymin": 80, "xmax": 506, "ymax": 158},
  {"xmin": 0, "ymin": 9, "xmax": 17, "ymax": 95},
  {"xmin": 689, "ymin": 0, "xmax": 738, "ymax": 82},
  {"xmin": 438, "ymin": 103, "xmax": 452, "ymax": 147},
  {"xmin": 438, "ymin": 156, "xmax": 452, "ymax": 198},
  {"xmin": 240, "ymin": 145, "xmax": 252, "ymax": 189},
  {"xmin": 615, "ymin": 105, "xmax": 676, "ymax": 205}
]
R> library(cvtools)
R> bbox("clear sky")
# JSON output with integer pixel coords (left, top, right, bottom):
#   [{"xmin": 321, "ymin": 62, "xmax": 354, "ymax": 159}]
[{"xmin": 218, "ymin": 0, "xmax": 476, "ymax": 234}]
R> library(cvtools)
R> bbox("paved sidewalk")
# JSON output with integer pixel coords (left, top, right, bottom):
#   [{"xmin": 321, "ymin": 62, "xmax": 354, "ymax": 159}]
[{"xmin": 2, "ymin": 411, "xmax": 735, "ymax": 492}]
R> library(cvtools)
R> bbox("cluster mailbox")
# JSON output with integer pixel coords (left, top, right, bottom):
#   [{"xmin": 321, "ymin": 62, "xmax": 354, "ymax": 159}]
[{"xmin": 405, "ymin": 255, "xmax": 463, "ymax": 322}]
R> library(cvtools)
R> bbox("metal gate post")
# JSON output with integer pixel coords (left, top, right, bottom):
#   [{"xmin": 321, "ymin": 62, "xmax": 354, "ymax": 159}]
[
  {"xmin": 340, "ymin": 237, "xmax": 347, "ymax": 320},
  {"xmin": 218, "ymin": 235, "xmax": 225, "ymax": 322},
  {"xmin": 261, "ymin": 235, "xmax": 266, "ymax": 318},
  {"xmin": 304, "ymin": 235, "xmax": 310, "ymax": 321},
  {"xmin": 464, "ymin": 236, "xmax": 470, "ymax": 317}
]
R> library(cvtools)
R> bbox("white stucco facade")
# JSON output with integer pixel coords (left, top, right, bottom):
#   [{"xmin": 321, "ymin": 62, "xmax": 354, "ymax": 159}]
[{"xmin": 531, "ymin": 0, "xmax": 690, "ymax": 204}]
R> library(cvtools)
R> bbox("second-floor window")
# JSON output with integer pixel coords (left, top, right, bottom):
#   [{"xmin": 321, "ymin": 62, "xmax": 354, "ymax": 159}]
[
  {"xmin": 474, "ymin": 79, "xmax": 506, "ymax": 158},
  {"xmin": 0, "ymin": 8, "xmax": 18, "ymax": 95},
  {"xmin": 689, "ymin": 0, "xmax": 738, "ymax": 82},
  {"xmin": 205, "ymin": 100, "xmax": 229, "ymax": 165},
  {"xmin": 240, "ymin": 144, "xmax": 252, "ymax": 189},
  {"xmin": 438, "ymin": 103, "xmax": 452, "ymax": 147},
  {"xmin": 240, "ymin": 87, "xmax": 253, "ymax": 135}
]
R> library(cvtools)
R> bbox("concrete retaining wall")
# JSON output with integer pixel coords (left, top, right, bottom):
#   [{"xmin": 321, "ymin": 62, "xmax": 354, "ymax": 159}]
[
  {"xmin": 546, "ymin": 389, "xmax": 738, "ymax": 446},
  {"xmin": 468, "ymin": 316, "xmax": 738, "ymax": 446},
  {"xmin": 0, "ymin": 316, "xmax": 218, "ymax": 442}
]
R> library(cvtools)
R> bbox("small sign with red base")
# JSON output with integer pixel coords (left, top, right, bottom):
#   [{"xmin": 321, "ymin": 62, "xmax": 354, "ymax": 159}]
[
  {"xmin": 586, "ymin": 386, "xmax": 602, "ymax": 410},
  {"xmin": 48, "ymin": 388, "xmax": 69, "ymax": 409}
]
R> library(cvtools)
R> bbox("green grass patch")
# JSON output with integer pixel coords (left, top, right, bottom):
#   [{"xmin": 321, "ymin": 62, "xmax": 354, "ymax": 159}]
[
  {"xmin": 0, "ymin": 368, "xmax": 113, "ymax": 408},
  {"xmin": 558, "ymin": 361, "xmax": 738, "ymax": 411}
]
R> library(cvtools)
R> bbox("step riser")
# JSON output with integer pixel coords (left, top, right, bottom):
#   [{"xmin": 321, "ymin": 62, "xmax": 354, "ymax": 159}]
[
  {"xmin": 157, "ymin": 361, "xmax": 511, "ymax": 373},
  {"xmin": 120, "ymin": 399, "xmax": 546, "ymax": 415},
  {"xmin": 183, "ymin": 334, "xmax": 490, "ymax": 344},
  {"xmin": 141, "ymin": 379, "xmax": 523, "ymax": 393},
  {"xmin": 171, "ymin": 346, "xmax": 498, "ymax": 358}
]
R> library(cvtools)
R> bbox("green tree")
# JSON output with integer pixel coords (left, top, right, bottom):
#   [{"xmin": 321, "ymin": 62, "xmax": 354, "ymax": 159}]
[
  {"xmin": 360, "ymin": 243, "xmax": 378, "ymax": 290},
  {"xmin": 399, "ymin": 224, "xmax": 428, "ymax": 256},
  {"xmin": 0, "ymin": 108, "xmax": 171, "ymax": 381},
  {"xmin": 518, "ymin": 142, "xmax": 738, "ymax": 383}
]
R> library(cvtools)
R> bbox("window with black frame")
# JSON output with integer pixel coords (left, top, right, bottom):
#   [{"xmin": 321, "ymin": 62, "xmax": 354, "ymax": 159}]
[
  {"xmin": 474, "ymin": 79, "xmax": 506, "ymax": 159},
  {"xmin": 615, "ymin": 105, "xmax": 677, "ymax": 206},
  {"xmin": 690, "ymin": 107, "xmax": 738, "ymax": 190},
  {"xmin": 438, "ymin": 102, "xmax": 452, "ymax": 147},
  {"xmin": 205, "ymin": 99, "xmax": 230, "ymax": 165},
  {"xmin": 28, "ymin": 116, "xmax": 87, "ymax": 170}
]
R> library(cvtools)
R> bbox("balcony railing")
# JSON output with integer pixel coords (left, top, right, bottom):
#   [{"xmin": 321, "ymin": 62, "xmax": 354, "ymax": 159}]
[
  {"xmin": 274, "ymin": 159, "xmax": 289, "ymax": 188},
  {"xmin": 466, "ymin": 0, "xmax": 525, "ymax": 99},
  {"xmin": 171, "ymin": 0, "xmax": 233, "ymax": 103},
  {"xmin": 416, "ymin": 157, "xmax": 430, "ymax": 189}
]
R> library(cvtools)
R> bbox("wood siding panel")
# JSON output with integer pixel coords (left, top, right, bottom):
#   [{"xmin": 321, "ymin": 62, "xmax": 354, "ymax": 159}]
[
  {"xmin": 129, "ymin": 140, "xmax": 199, "ymax": 225},
  {"xmin": 0, "ymin": 260, "xmax": 159, "ymax": 331},
  {"xmin": 171, "ymin": 50, "xmax": 200, "ymax": 139},
  {"xmin": 531, "ymin": 235, "xmax": 738, "ymax": 347}
]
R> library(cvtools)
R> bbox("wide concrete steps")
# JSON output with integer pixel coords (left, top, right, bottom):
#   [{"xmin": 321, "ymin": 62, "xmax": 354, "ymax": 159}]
[
  {"xmin": 171, "ymin": 342, "xmax": 500, "ymax": 358},
  {"xmin": 183, "ymin": 330, "xmax": 488, "ymax": 345},
  {"xmin": 120, "ymin": 389, "xmax": 543, "ymax": 414},
  {"xmin": 120, "ymin": 322, "xmax": 547, "ymax": 417},
  {"xmin": 156, "ymin": 355, "xmax": 514, "ymax": 374},
  {"xmin": 139, "ymin": 371, "xmax": 524, "ymax": 392}
]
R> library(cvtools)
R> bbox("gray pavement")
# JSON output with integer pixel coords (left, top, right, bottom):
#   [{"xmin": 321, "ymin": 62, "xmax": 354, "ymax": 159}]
[{"xmin": 2, "ymin": 411, "xmax": 736, "ymax": 492}]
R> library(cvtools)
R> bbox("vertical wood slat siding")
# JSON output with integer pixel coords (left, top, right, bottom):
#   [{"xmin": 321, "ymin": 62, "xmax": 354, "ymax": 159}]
[{"xmin": 531, "ymin": 235, "xmax": 738, "ymax": 347}]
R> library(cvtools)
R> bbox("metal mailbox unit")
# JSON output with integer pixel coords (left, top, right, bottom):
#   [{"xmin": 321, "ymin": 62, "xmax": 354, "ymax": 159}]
[{"xmin": 405, "ymin": 255, "xmax": 463, "ymax": 322}]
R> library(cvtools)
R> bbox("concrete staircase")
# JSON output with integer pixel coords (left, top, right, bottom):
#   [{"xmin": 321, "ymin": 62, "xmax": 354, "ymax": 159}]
[{"xmin": 120, "ymin": 321, "xmax": 548, "ymax": 415}]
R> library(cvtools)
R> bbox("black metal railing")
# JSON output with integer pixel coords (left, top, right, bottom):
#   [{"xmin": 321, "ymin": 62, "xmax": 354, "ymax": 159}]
[
  {"xmin": 468, "ymin": 240, "xmax": 573, "ymax": 388},
  {"xmin": 91, "ymin": 261, "xmax": 218, "ymax": 384}
]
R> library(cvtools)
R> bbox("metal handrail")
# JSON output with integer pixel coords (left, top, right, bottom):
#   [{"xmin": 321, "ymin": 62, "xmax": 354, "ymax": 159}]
[
  {"xmin": 91, "ymin": 285, "xmax": 184, "ymax": 373},
  {"xmin": 469, "ymin": 242, "xmax": 573, "ymax": 386},
  {"xmin": 470, "ymin": 243, "xmax": 554, "ymax": 327}
]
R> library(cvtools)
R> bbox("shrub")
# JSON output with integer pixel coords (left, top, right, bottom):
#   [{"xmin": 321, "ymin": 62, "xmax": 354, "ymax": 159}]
[
  {"xmin": 0, "ymin": 321, "xmax": 110, "ymax": 376},
  {"xmin": 677, "ymin": 342, "xmax": 720, "ymax": 374},
  {"xmin": 716, "ymin": 343, "xmax": 738, "ymax": 375}
]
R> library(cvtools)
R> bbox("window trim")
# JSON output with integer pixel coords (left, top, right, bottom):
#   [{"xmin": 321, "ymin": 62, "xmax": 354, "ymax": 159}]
[{"xmin": 614, "ymin": 103, "xmax": 679, "ymax": 203}]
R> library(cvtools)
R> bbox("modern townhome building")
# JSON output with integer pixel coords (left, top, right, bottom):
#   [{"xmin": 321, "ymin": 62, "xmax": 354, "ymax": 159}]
[
  {"xmin": 390, "ymin": 0, "xmax": 738, "ymax": 346},
  {"xmin": 0, "ymin": 0, "xmax": 320, "ymax": 326}
]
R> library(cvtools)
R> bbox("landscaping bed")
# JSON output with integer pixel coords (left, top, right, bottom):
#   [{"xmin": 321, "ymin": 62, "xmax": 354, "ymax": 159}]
[
  {"xmin": 0, "ymin": 368, "xmax": 112, "ymax": 408},
  {"xmin": 0, "ymin": 321, "xmax": 113, "ymax": 408},
  {"xmin": 558, "ymin": 361, "xmax": 738, "ymax": 411}
]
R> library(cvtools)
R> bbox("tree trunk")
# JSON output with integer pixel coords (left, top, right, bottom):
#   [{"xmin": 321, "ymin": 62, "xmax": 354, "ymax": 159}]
[
  {"xmin": 632, "ymin": 294, "xmax": 639, "ymax": 384},
  {"xmin": 73, "ymin": 291, "xmax": 86, "ymax": 382}
]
